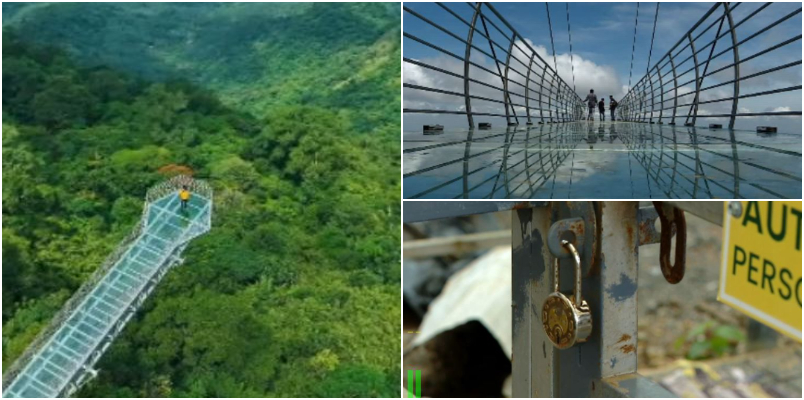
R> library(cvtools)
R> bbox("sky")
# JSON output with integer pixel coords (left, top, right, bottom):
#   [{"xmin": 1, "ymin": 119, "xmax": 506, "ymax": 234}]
[{"xmin": 403, "ymin": 2, "xmax": 802, "ymax": 132}]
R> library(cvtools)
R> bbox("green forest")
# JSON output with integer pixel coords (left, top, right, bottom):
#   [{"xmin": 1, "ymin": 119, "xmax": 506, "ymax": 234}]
[{"xmin": 2, "ymin": 3, "xmax": 400, "ymax": 397}]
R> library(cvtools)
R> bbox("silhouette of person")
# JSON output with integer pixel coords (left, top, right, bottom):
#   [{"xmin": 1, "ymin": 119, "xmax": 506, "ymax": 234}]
[
  {"xmin": 584, "ymin": 89, "xmax": 597, "ymax": 121},
  {"xmin": 179, "ymin": 185, "xmax": 191, "ymax": 210},
  {"xmin": 609, "ymin": 96, "xmax": 618, "ymax": 121},
  {"xmin": 598, "ymin": 98, "xmax": 605, "ymax": 121}
]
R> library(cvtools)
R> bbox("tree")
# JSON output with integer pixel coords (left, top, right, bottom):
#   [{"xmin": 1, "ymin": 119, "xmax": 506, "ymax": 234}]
[{"xmin": 31, "ymin": 75, "xmax": 97, "ymax": 130}]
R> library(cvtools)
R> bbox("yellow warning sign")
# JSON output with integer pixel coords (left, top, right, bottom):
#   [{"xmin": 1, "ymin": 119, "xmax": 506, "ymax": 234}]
[{"xmin": 719, "ymin": 201, "xmax": 802, "ymax": 341}]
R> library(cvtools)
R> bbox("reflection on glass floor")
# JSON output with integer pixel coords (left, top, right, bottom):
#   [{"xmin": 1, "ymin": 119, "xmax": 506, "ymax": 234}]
[{"xmin": 403, "ymin": 122, "xmax": 802, "ymax": 199}]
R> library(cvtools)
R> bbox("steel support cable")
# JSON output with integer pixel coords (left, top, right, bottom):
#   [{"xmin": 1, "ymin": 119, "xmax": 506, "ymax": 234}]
[
  {"xmin": 643, "ymin": 2, "xmax": 741, "ymax": 87},
  {"xmin": 486, "ymin": 2, "xmax": 585, "ymax": 120},
  {"xmin": 481, "ymin": 2, "xmax": 577, "ymax": 101},
  {"xmin": 645, "ymin": 3, "xmax": 660, "ymax": 121},
  {"xmin": 646, "ymin": 3, "xmax": 660, "ymax": 75},
  {"xmin": 627, "ymin": 2, "xmax": 641, "ymax": 96},
  {"xmin": 463, "ymin": 3, "xmax": 575, "ymax": 121},
  {"xmin": 545, "ymin": 3, "xmax": 559, "ymax": 72},
  {"xmin": 621, "ymin": 2, "xmax": 721, "ymax": 103},
  {"xmin": 545, "ymin": 3, "xmax": 560, "ymax": 121},
  {"xmin": 620, "ymin": 2, "xmax": 781, "ymax": 119},
  {"xmin": 566, "ymin": 3, "xmax": 577, "ymax": 94},
  {"xmin": 686, "ymin": 13, "xmax": 726, "ymax": 124},
  {"xmin": 481, "ymin": 2, "xmax": 585, "ymax": 123}
]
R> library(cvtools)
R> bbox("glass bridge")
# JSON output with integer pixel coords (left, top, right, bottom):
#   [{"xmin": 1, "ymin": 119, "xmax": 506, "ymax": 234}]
[
  {"xmin": 403, "ymin": 122, "xmax": 801, "ymax": 199},
  {"xmin": 2, "ymin": 176, "xmax": 212, "ymax": 398}
]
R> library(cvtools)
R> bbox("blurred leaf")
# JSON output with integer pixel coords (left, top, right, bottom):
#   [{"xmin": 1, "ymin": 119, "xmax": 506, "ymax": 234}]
[
  {"xmin": 709, "ymin": 336, "xmax": 731, "ymax": 357},
  {"xmin": 687, "ymin": 341, "xmax": 712, "ymax": 360},
  {"xmin": 713, "ymin": 325, "xmax": 744, "ymax": 342},
  {"xmin": 686, "ymin": 322, "xmax": 711, "ymax": 340},
  {"xmin": 673, "ymin": 335, "xmax": 686, "ymax": 351}
]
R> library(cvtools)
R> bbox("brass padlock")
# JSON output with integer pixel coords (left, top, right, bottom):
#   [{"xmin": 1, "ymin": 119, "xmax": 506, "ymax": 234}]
[{"xmin": 541, "ymin": 240, "xmax": 592, "ymax": 349}]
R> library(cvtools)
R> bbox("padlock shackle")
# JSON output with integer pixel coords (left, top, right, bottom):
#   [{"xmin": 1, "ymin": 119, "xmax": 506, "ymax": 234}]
[
  {"xmin": 559, "ymin": 240, "xmax": 582, "ymax": 307},
  {"xmin": 544, "ymin": 240, "xmax": 592, "ymax": 350}
]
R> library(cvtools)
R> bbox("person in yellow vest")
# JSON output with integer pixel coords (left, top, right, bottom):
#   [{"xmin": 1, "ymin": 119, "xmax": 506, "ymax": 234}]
[{"xmin": 179, "ymin": 185, "xmax": 191, "ymax": 210}]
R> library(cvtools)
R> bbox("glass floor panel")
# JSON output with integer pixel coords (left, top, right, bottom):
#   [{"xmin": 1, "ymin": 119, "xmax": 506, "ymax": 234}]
[{"xmin": 403, "ymin": 122, "xmax": 802, "ymax": 199}]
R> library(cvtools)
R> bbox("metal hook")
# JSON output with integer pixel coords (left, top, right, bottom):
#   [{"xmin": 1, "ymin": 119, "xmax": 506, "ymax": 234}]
[{"xmin": 653, "ymin": 202, "xmax": 687, "ymax": 284}]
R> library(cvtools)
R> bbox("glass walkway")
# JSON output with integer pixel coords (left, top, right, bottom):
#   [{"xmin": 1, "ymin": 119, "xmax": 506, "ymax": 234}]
[
  {"xmin": 2, "ymin": 176, "xmax": 212, "ymax": 398},
  {"xmin": 403, "ymin": 122, "xmax": 802, "ymax": 199}
]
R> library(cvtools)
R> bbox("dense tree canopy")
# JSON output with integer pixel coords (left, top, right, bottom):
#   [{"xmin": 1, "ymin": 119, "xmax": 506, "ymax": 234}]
[{"xmin": 1, "ymin": 3, "xmax": 400, "ymax": 396}]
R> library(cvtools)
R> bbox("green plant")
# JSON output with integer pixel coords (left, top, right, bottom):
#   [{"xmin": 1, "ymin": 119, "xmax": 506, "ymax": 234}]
[{"xmin": 674, "ymin": 321, "xmax": 745, "ymax": 360}]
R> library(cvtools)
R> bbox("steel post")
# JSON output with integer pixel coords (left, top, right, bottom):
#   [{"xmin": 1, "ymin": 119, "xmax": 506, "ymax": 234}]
[
  {"xmin": 464, "ymin": 3, "xmax": 482, "ymax": 129},
  {"xmin": 512, "ymin": 202, "xmax": 643, "ymax": 397},
  {"xmin": 525, "ymin": 51, "xmax": 536, "ymax": 123},
  {"xmin": 503, "ymin": 31, "xmax": 519, "ymax": 125},
  {"xmin": 687, "ymin": 32, "xmax": 702, "ymax": 126},
  {"xmin": 723, "ymin": 2, "xmax": 741, "ymax": 130},
  {"xmin": 669, "ymin": 54, "xmax": 679, "ymax": 125}
]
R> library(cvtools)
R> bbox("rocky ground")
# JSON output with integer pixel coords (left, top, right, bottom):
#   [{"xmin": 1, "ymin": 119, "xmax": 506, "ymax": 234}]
[{"xmin": 637, "ymin": 213, "xmax": 798, "ymax": 368}]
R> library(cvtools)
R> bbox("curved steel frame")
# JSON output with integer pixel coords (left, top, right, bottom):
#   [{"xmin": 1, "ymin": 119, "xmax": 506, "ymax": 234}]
[
  {"xmin": 617, "ymin": 2, "xmax": 802, "ymax": 128},
  {"xmin": 403, "ymin": 2, "xmax": 585, "ymax": 129}
]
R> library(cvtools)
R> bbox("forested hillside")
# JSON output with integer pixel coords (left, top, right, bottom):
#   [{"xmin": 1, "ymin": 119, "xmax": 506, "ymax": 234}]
[
  {"xmin": 2, "ymin": 3, "xmax": 400, "ymax": 397},
  {"xmin": 2, "ymin": 2, "xmax": 401, "ymax": 130}
]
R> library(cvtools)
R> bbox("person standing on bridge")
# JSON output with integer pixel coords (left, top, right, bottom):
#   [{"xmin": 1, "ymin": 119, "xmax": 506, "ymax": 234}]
[
  {"xmin": 179, "ymin": 185, "xmax": 191, "ymax": 210},
  {"xmin": 609, "ymin": 96, "xmax": 618, "ymax": 121},
  {"xmin": 584, "ymin": 89, "xmax": 597, "ymax": 121},
  {"xmin": 598, "ymin": 98, "xmax": 606, "ymax": 121}
]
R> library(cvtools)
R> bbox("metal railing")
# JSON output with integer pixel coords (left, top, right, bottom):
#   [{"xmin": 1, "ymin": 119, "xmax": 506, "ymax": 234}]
[
  {"xmin": 403, "ymin": 2, "xmax": 586, "ymax": 129},
  {"xmin": 617, "ymin": 2, "xmax": 802, "ymax": 128}
]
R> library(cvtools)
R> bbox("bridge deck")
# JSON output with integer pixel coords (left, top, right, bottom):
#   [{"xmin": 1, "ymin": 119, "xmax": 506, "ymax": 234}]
[
  {"xmin": 4, "ymin": 192, "xmax": 211, "ymax": 398},
  {"xmin": 403, "ymin": 121, "xmax": 801, "ymax": 199}
]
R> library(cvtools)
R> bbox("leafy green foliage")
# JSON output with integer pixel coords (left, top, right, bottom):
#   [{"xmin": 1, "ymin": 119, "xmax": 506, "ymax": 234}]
[
  {"xmin": 2, "ymin": 3, "xmax": 401, "ymax": 130},
  {"xmin": 674, "ymin": 321, "xmax": 746, "ymax": 360},
  {"xmin": 1, "ymin": 4, "xmax": 400, "ymax": 395}
]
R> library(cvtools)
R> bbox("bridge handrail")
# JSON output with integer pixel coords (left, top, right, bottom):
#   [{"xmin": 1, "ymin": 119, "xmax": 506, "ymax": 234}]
[
  {"xmin": 403, "ymin": 2, "xmax": 587, "ymax": 129},
  {"xmin": 617, "ymin": 2, "xmax": 802, "ymax": 129},
  {"xmin": 1, "ymin": 216, "xmax": 145, "ymax": 390}
]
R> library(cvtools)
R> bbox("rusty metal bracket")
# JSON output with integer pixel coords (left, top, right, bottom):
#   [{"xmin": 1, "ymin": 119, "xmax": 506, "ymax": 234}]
[
  {"xmin": 653, "ymin": 202, "xmax": 687, "ymax": 284},
  {"xmin": 637, "ymin": 206, "xmax": 676, "ymax": 246},
  {"xmin": 547, "ymin": 217, "xmax": 586, "ymax": 258}
]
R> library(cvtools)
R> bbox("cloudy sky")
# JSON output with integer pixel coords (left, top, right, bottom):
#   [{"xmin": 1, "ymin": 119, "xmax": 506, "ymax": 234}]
[{"xmin": 403, "ymin": 2, "xmax": 802, "ymax": 132}]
